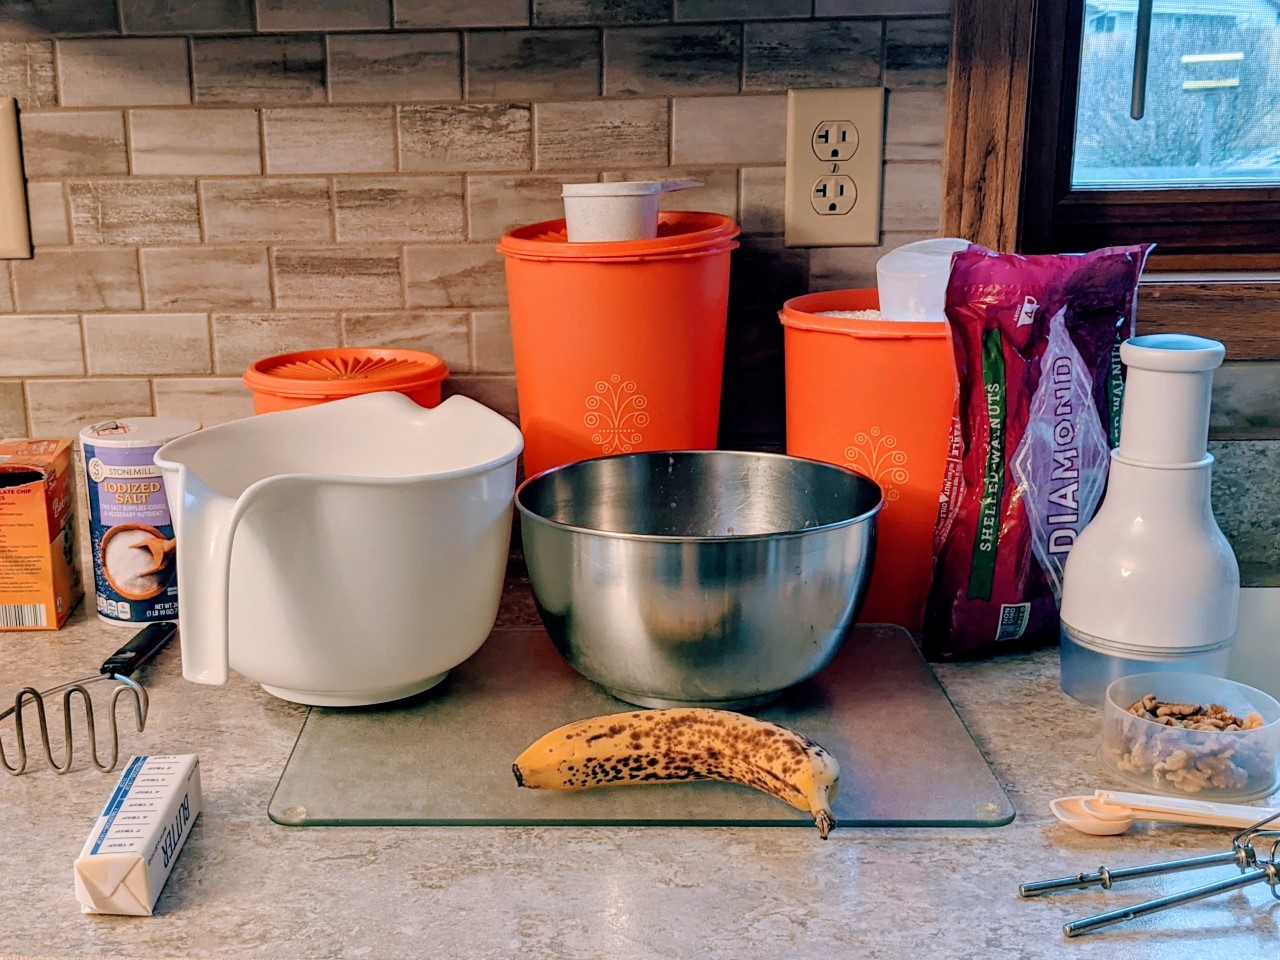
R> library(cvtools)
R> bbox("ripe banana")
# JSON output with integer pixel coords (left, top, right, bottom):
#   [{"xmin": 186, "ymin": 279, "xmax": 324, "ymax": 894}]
[{"xmin": 512, "ymin": 707, "xmax": 840, "ymax": 838}]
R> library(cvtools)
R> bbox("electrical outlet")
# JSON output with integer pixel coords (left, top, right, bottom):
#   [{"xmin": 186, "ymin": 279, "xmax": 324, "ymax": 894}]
[
  {"xmin": 812, "ymin": 121, "xmax": 858, "ymax": 162},
  {"xmin": 812, "ymin": 176, "xmax": 856, "ymax": 215},
  {"xmin": 784, "ymin": 88, "xmax": 884, "ymax": 247}
]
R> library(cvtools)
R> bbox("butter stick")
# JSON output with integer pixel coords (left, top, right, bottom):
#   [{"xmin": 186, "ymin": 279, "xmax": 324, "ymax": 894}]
[{"xmin": 74, "ymin": 755, "xmax": 202, "ymax": 916}]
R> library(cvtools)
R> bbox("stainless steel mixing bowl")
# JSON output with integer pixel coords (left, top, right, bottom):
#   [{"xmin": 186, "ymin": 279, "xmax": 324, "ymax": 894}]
[{"xmin": 516, "ymin": 450, "xmax": 882, "ymax": 709}]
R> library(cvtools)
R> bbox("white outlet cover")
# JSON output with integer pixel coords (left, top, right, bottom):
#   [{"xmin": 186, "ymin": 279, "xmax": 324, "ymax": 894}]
[{"xmin": 784, "ymin": 88, "xmax": 885, "ymax": 248}]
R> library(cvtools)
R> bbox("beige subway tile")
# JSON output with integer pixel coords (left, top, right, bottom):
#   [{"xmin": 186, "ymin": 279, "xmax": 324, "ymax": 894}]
[
  {"xmin": 69, "ymin": 180, "xmax": 201, "ymax": 245},
  {"xmin": 0, "ymin": 316, "xmax": 83, "ymax": 376},
  {"xmin": 142, "ymin": 247, "xmax": 272, "ymax": 309},
  {"xmin": 0, "ymin": 381, "xmax": 26, "ymax": 437},
  {"xmin": 605, "ymin": 25, "xmax": 740, "ymax": 97},
  {"xmin": 0, "ymin": 270, "xmax": 10, "ymax": 312},
  {"xmin": 329, "ymin": 33, "xmax": 460, "ymax": 103},
  {"xmin": 84, "ymin": 313, "xmax": 211, "ymax": 375},
  {"xmin": 57, "ymin": 38, "xmax": 191, "ymax": 107},
  {"xmin": 193, "ymin": 36, "xmax": 325, "ymax": 104},
  {"xmin": 120, "ymin": 0, "xmax": 255, "ymax": 33},
  {"xmin": 405, "ymin": 244, "xmax": 506, "ymax": 308},
  {"xmin": 26, "ymin": 379, "xmax": 154, "ymax": 437},
  {"xmin": 0, "ymin": 2, "xmax": 118, "ymax": 39},
  {"xmin": 672, "ymin": 95, "xmax": 785, "ymax": 165},
  {"xmin": 534, "ymin": 0, "xmax": 668, "ymax": 25},
  {"xmin": 396, "ymin": 0, "xmax": 527, "ymax": 27},
  {"xmin": 739, "ymin": 166, "xmax": 784, "ymax": 234},
  {"xmin": 212, "ymin": 312, "xmax": 340, "ymax": 374},
  {"xmin": 536, "ymin": 100, "xmax": 668, "ymax": 169},
  {"xmin": 273, "ymin": 247, "xmax": 402, "ymax": 308},
  {"xmin": 886, "ymin": 88, "xmax": 947, "ymax": 161},
  {"xmin": 1212, "ymin": 362, "xmax": 1280, "ymax": 439},
  {"xmin": 12, "ymin": 249, "xmax": 143, "ymax": 312},
  {"xmin": 807, "ymin": 232, "xmax": 935, "ymax": 291},
  {"xmin": 341, "ymin": 310, "xmax": 470, "ymax": 373},
  {"xmin": 466, "ymin": 173, "xmax": 594, "ymax": 241},
  {"xmin": 129, "ymin": 109, "xmax": 260, "ymax": 175},
  {"xmin": 885, "ymin": 18, "xmax": 950, "ymax": 89},
  {"xmin": 883, "ymin": 162, "xmax": 943, "ymax": 232},
  {"xmin": 18, "ymin": 111, "xmax": 128, "ymax": 177},
  {"xmin": 817, "ymin": 0, "xmax": 951, "ymax": 12},
  {"xmin": 264, "ymin": 106, "xmax": 396, "ymax": 174},
  {"xmin": 335, "ymin": 176, "xmax": 464, "ymax": 243},
  {"xmin": 256, "ymin": 0, "xmax": 390, "ymax": 31},
  {"xmin": 26, "ymin": 182, "xmax": 70, "ymax": 246},
  {"xmin": 743, "ymin": 20, "xmax": 880, "ymax": 91},
  {"xmin": 677, "ymin": 0, "xmax": 808, "ymax": 17},
  {"xmin": 153, "ymin": 377, "xmax": 256, "ymax": 426},
  {"xmin": 467, "ymin": 30, "xmax": 599, "ymax": 100},
  {"xmin": 442, "ymin": 375, "xmax": 518, "ymax": 422},
  {"xmin": 602, "ymin": 166, "xmax": 738, "ymax": 217},
  {"xmin": 200, "ymin": 179, "xmax": 332, "ymax": 243},
  {"xmin": 472, "ymin": 309, "xmax": 513, "ymax": 374},
  {"xmin": 399, "ymin": 103, "xmax": 532, "ymax": 173},
  {"xmin": 0, "ymin": 41, "xmax": 56, "ymax": 108}
]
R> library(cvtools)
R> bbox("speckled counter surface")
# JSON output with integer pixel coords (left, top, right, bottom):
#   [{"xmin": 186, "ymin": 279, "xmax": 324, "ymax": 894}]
[{"xmin": 2, "ymin": 575, "xmax": 1278, "ymax": 960}]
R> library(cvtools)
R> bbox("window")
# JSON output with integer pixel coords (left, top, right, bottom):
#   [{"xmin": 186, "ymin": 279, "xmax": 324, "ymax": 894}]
[
  {"xmin": 944, "ymin": 0, "xmax": 1280, "ymax": 358},
  {"xmin": 1073, "ymin": 2, "xmax": 1280, "ymax": 190}
]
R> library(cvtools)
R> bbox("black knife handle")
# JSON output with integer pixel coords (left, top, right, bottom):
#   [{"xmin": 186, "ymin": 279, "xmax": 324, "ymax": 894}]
[{"xmin": 99, "ymin": 622, "xmax": 178, "ymax": 678}]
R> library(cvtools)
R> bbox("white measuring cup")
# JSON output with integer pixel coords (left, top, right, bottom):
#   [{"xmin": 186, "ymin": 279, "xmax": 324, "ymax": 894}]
[{"xmin": 561, "ymin": 180, "xmax": 703, "ymax": 242}]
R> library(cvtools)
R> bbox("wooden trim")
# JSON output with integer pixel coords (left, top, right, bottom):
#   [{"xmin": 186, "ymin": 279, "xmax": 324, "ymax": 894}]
[
  {"xmin": 1139, "ymin": 282, "xmax": 1280, "ymax": 359},
  {"xmin": 941, "ymin": 0, "xmax": 1038, "ymax": 250}
]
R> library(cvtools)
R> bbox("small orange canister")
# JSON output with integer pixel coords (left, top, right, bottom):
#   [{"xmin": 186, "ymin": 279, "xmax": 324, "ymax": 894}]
[
  {"xmin": 243, "ymin": 348, "xmax": 448, "ymax": 415},
  {"xmin": 780, "ymin": 289, "xmax": 957, "ymax": 629}
]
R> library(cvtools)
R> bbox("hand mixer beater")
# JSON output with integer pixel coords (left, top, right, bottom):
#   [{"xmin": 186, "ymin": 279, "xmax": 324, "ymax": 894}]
[
  {"xmin": 1020, "ymin": 808, "xmax": 1280, "ymax": 936},
  {"xmin": 0, "ymin": 621, "xmax": 176, "ymax": 775}
]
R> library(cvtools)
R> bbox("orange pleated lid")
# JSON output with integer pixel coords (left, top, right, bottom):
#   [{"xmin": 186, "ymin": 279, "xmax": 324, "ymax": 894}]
[{"xmin": 243, "ymin": 348, "xmax": 449, "ymax": 400}]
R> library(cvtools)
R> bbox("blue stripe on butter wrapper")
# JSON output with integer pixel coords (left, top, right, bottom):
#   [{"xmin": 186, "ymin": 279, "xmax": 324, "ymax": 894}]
[{"xmin": 90, "ymin": 756, "xmax": 147, "ymax": 855}]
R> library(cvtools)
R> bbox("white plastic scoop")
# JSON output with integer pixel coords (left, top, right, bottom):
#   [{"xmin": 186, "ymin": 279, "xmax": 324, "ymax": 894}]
[
  {"xmin": 561, "ymin": 180, "xmax": 703, "ymax": 242},
  {"xmin": 1051, "ymin": 790, "xmax": 1279, "ymax": 835}
]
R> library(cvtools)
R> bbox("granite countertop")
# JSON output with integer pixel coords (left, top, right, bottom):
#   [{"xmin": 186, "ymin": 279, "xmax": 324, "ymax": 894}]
[{"xmin": 2, "ymin": 573, "xmax": 1278, "ymax": 960}]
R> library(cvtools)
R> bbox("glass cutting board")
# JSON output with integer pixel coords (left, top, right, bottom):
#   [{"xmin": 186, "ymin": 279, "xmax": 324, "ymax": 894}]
[{"xmin": 269, "ymin": 624, "xmax": 1015, "ymax": 829}]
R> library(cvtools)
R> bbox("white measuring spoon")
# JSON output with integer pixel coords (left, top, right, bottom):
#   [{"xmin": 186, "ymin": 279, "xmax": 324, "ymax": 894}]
[
  {"xmin": 1094, "ymin": 790, "xmax": 1279, "ymax": 826},
  {"xmin": 1049, "ymin": 795, "xmax": 1265, "ymax": 836}
]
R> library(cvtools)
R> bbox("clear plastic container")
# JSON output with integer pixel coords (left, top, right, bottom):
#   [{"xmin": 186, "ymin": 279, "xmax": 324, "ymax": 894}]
[{"xmin": 1101, "ymin": 672, "xmax": 1280, "ymax": 802}]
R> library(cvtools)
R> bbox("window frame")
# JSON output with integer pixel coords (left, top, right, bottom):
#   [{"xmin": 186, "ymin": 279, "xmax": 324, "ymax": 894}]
[
  {"xmin": 1020, "ymin": 0, "xmax": 1280, "ymax": 257},
  {"xmin": 943, "ymin": 0, "xmax": 1280, "ymax": 357}
]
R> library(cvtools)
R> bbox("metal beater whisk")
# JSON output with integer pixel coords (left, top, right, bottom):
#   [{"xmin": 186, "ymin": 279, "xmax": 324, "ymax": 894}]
[
  {"xmin": 0, "ymin": 622, "xmax": 176, "ymax": 776},
  {"xmin": 1020, "ymin": 807, "xmax": 1280, "ymax": 937}
]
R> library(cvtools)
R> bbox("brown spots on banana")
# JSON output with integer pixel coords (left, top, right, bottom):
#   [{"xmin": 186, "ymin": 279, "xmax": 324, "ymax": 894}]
[{"xmin": 512, "ymin": 707, "xmax": 840, "ymax": 839}]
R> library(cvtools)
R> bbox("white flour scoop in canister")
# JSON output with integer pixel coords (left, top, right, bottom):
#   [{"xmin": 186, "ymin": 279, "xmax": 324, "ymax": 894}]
[{"xmin": 561, "ymin": 180, "xmax": 702, "ymax": 242}]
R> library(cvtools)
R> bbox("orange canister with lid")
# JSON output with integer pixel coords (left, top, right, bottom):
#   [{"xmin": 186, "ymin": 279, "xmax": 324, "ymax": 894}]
[
  {"xmin": 243, "ymin": 348, "xmax": 448, "ymax": 414},
  {"xmin": 780, "ymin": 289, "xmax": 957, "ymax": 630},
  {"xmin": 498, "ymin": 212, "xmax": 739, "ymax": 478}
]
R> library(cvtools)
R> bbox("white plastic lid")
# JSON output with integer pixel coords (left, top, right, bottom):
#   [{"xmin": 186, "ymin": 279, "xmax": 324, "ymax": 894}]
[{"xmin": 80, "ymin": 416, "xmax": 201, "ymax": 448}]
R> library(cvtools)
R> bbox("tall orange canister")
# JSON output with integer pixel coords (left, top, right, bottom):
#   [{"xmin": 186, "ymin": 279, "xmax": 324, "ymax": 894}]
[
  {"xmin": 498, "ymin": 213, "xmax": 739, "ymax": 478},
  {"xmin": 780, "ymin": 289, "xmax": 956, "ymax": 629}
]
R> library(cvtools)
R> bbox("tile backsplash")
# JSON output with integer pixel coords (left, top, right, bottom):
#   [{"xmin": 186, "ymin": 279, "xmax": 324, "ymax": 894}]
[
  {"xmin": 0, "ymin": 0, "xmax": 949, "ymax": 441},
  {"xmin": 3, "ymin": 1, "xmax": 1279, "ymax": 586}
]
